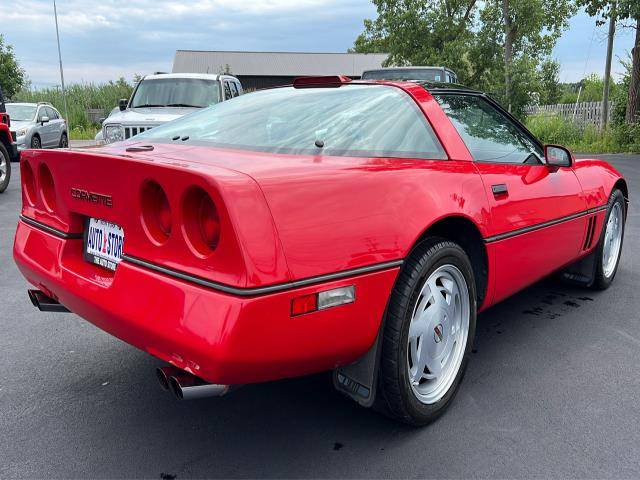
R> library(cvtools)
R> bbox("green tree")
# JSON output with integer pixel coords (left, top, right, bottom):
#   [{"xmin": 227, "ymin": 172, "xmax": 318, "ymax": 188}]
[
  {"xmin": 578, "ymin": 0, "xmax": 640, "ymax": 123},
  {"xmin": 538, "ymin": 59, "xmax": 562, "ymax": 105},
  {"xmin": 352, "ymin": 0, "xmax": 479, "ymax": 84},
  {"xmin": 477, "ymin": 0, "xmax": 575, "ymax": 113},
  {"xmin": 0, "ymin": 34, "xmax": 27, "ymax": 100}
]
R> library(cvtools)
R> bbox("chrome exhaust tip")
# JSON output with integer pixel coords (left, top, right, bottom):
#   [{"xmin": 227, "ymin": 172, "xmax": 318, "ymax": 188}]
[
  {"xmin": 155, "ymin": 366, "xmax": 184, "ymax": 391},
  {"xmin": 28, "ymin": 289, "xmax": 70, "ymax": 313},
  {"xmin": 168, "ymin": 372, "xmax": 230, "ymax": 400}
]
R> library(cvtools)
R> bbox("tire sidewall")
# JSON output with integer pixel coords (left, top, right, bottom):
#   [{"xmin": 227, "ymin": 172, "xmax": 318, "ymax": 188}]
[
  {"xmin": 60, "ymin": 133, "xmax": 68, "ymax": 148},
  {"xmin": 594, "ymin": 189, "xmax": 626, "ymax": 288},
  {"xmin": 0, "ymin": 143, "xmax": 11, "ymax": 193},
  {"xmin": 386, "ymin": 239, "xmax": 477, "ymax": 424},
  {"xmin": 31, "ymin": 135, "xmax": 41, "ymax": 149}
]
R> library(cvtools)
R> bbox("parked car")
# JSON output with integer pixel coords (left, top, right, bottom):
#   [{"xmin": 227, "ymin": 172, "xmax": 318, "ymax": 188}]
[
  {"xmin": 98, "ymin": 73, "xmax": 243, "ymax": 144},
  {"xmin": 15, "ymin": 77, "xmax": 627, "ymax": 425},
  {"xmin": 362, "ymin": 66, "xmax": 458, "ymax": 83},
  {"xmin": 0, "ymin": 86, "xmax": 18, "ymax": 193},
  {"xmin": 6, "ymin": 102, "xmax": 68, "ymax": 152}
]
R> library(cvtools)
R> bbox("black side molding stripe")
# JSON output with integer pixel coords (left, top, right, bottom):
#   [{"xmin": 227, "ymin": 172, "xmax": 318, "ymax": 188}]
[
  {"xmin": 20, "ymin": 215, "xmax": 83, "ymax": 240},
  {"xmin": 484, "ymin": 205, "xmax": 608, "ymax": 244},
  {"xmin": 121, "ymin": 254, "xmax": 404, "ymax": 296}
]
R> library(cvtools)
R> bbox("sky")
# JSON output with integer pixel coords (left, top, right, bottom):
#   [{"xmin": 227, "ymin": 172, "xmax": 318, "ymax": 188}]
[{"xmin": 0, "ymin": 0, "xmax": 635, "ymax": 89}]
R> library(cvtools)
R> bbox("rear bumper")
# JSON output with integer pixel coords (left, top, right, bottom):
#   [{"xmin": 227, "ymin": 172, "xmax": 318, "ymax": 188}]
[{"xmin": 13, "ymin": 219, "xmax": 399, "ymax": 385}]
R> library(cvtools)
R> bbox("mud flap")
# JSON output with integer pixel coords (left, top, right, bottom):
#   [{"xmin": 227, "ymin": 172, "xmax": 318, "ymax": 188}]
[
  {"xmin": 560, "ymin": 250, "xmax": 597, "ymax": 287},
  {"xmin": 333, "ymin": 330, "xmax": 383, "ymax": 408}
]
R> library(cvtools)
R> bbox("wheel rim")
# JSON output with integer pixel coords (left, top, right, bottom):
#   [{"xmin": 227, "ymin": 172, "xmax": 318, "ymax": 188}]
[
  {"xmin": 602, "ymin": 202, "xmax": 623, "ymax": 278},
  {"xmin": 0, "ymin": 154, "xmax": 6, "ymax": 184},
  {"xmin": 32, "ymin": 137, "xmax": 40, "ymax": 148},
  {"xmin": 407, "ymin": 264, "xmax": 470, "ymax": 405},
  {"xmin": 62, "ymin": 135, "xmax": 68, "ymax": 147}
]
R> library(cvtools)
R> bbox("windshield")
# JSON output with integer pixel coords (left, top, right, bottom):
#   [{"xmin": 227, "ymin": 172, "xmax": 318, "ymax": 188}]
[
  {"xmin": 6, "ymin": 104, "xmax": 37, "ymax": 122},
  {"xmin": 130, "ymin": 78, "xmax": 221, "ymax": 108},
  {"xmin": 362, "ymin": 69, "xmax": 447, "ymax": 82},
  {"xmin": 137, "ymin": 85, "xmax": 446, "ymax": 159}
]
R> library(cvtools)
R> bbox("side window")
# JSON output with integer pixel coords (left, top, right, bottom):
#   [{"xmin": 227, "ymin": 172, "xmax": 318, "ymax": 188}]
[
  {"xmin": 235, "ymin": 82, "xmax": 243, "ymax": 95},
  {"xmin": 37, "ymin": 107, "xmax": 47, "ymax": 122},
  {"xmin": 223, "ymin": 81, "xmax": 233, "ymax": 100},
  {"xmin": 47, "ymin": 107, "xmax": 58, "ymax": 119},
  {"xmin": 434, "ymin": 94, "xmax": 543, "ymax": 164},
  {"xmin": 229, "ymin": 82, "xmax": 239, "ymax": 98}
]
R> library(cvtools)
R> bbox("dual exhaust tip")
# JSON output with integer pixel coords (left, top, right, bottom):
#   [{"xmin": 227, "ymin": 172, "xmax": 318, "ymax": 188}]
[
  {"xmin": 156, "ymin": 366, "xmax": 230, "ymax": 400},
  {"xmin": 26, "ymin": 290, "xmax": 230, "ymax": 401}
]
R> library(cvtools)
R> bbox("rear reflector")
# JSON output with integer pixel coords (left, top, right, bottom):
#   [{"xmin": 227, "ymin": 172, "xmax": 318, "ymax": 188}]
[
  {"xmin": 291, "ymin": 286, "xmax": 355, "ymax": 317},
  {"xmin": 291, "ymin": 293, "xmax": 318, "ymax": 316}
]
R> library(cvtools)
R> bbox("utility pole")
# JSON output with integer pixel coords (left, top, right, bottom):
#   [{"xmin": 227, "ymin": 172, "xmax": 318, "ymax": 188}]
[
  {"xmin": 53, "ymin": 0, "xmax": 69, "ymax": 124},
  {"xmin": 601, "ymin": 1, "xmax": 616, "ymax": 131}
]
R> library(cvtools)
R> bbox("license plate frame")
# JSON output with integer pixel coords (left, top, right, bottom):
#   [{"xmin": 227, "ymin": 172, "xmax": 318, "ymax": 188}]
[{"xmin": 83, "ymin": 217, "xmax": 125, "ymax": 271}]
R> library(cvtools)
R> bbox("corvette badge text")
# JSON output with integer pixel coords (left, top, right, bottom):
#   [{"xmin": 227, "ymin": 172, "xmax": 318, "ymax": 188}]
[{"xmin": 70, "ymin": 188, "xmax": 113, "ymax": 207}]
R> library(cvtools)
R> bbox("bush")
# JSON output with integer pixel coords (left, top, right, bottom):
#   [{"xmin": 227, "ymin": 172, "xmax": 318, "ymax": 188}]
[
  {"xmin": 14, "ymin": 79, "xmax": 133, "ymax": 130},
  {"xmin": 525, "ymin": 113, "xmax": 639, "ymax": 154}
]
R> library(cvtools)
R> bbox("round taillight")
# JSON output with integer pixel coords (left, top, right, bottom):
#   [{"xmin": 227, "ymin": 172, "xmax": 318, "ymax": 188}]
[
  {"xmin": 182, "ymin": 187, "xmax": 220, "ymax": 257},
  {"xmin": 38, "ymin": 163, "xmax": 56, "ymax": 212},
  {"xmin": 140, "ymin": 180, "xmax": 171, "ymax": 244},
  {"xmin": 21, "ymin": 161, "xmax": 36, "ymax": 206}
]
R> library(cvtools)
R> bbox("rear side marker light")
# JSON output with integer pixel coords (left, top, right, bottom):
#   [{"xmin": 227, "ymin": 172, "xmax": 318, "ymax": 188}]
[{"xmin": 291, "ymin": 286, "xmax": 355, "ymax": 317}]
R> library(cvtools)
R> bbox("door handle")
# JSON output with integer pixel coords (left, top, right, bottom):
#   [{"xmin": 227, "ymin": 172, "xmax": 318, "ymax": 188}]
[{"xmin": 491, "ymin": 183, "xmax": 508, "ymax": 196}]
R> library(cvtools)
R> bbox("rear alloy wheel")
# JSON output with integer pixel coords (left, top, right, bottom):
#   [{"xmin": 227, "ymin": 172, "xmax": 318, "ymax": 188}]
[
  {"xmin": 592, "ymin": 189, "xmax": 626, "ymax": 290},
  {"xmin": 0, "ymin": 143, "xmax": 12, "ymax": 193},
  {"xmin": 377, "ymin": 238, "xmax": 476, "ymax": 425},
  {"xmin": 59, "ymin": 132, "xmax": 68, "ymax": 148},
  {"xmin": 31, "ymin": 135, "xmax": 41, "ymax": 149}
]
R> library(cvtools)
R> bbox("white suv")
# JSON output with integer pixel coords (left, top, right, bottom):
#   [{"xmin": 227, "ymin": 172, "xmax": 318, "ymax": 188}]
[{"xmin": 99, "ymin": 73, "xmax": 244, "ymax": 144}]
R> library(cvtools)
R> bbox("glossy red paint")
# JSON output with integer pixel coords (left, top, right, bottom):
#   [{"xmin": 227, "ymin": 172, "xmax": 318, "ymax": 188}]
[
  {"xmin": 13, "ymin": 80, "xmax": 627, "ymax": 386},
  {"xmin": 14, "ymin": 220, "xmax": 398, "ymax": 384}
]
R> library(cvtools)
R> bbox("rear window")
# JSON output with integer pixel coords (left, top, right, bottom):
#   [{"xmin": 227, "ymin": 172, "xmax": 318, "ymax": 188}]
[{"xmin": 137, "ymin": 85, "xmax": 446, "ymax": 159}]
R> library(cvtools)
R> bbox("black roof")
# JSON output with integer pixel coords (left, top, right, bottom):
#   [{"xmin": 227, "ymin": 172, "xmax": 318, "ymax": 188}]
[{"xmin": 416, "ymin": 81, "xmax": 483, "ymax": 95}]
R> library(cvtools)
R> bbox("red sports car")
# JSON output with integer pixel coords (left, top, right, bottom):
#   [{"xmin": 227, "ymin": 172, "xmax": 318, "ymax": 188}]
[{"xmin": 14, "ymin": 77, "xmax": 627, "ymax": 425}]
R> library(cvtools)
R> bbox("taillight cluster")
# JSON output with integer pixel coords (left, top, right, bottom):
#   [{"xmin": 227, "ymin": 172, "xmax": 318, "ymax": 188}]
[
  {"xmin": 21, "ymin": 161, "xmax": 56, "ymax": 212},
  {"xmin": 140, "ymin": 180, "xmax": 221, "ymax": 256}
]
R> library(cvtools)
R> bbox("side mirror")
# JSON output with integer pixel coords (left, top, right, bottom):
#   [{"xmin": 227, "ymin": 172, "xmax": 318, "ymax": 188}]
[
  {"xmin": 118, "ymin": 99, "xmax": 128, "ymax": 111},
  {"xmin": 98, "ymin": 117, "xmax": 106, "ymax": 124},
  {"xmin": 40, "ymin": 116, "xmax": 50, "ymax": 125},
  {"xmin": 544, "ymin": 144, "xmax": 572, "ymax": 168}
]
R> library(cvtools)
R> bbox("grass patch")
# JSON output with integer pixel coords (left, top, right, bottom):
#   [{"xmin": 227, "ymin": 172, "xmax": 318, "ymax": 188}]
[{"xmin": 525, "ymin": 114, "xmax": 640, "ymax": 154}]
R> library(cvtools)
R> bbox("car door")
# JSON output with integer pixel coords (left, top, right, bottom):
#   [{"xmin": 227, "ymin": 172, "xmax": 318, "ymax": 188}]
[
  {"xmin": 46, "ymin": 107, "xmax": 62, "ymax": 146},
  {"xmin": 35, "ymin": 106, "xmax": 50, "ymax": 146},
  {"xmin": 434, "ymin": 93, "xmax": 587, "ymax": 303}
]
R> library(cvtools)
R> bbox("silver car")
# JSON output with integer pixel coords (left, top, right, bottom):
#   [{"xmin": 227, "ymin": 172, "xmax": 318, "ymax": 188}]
[{"xmin": 6, "ymin": 102, "xmax": 68, "ymax": 151}]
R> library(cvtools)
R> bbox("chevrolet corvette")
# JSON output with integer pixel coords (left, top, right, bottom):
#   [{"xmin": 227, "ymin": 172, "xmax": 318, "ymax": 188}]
[{"xmin": 14, "ymin": 77, "xmax": 627, "ymax": 425}]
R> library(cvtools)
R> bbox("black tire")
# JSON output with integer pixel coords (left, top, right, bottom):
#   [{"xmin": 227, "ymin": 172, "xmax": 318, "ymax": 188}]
[
  {"xmin": 0, "ymin": 143, "xmax": 11, "ymax": 194},
  {"xmin": 59, "ymin": 132, "xmax": 68, "ymax": 148},
  {"xmin": 31, "ymin": 135, "xmax": 41, "ymax": 149},
  {"xmin": 592, "ymin": 189, "xmax": 626, "ymax": 290},
  {"xmin": 377, "ymin": 237, "xmax": 477, "ymax": 426}
]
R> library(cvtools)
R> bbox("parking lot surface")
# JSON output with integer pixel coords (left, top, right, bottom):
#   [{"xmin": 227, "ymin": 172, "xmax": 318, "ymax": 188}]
[{"xmin": 1, "ymin": 154, "xmax": 639, "ymax": 478}]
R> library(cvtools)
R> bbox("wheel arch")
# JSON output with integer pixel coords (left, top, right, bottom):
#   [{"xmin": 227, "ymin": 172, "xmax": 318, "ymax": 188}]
[
  {"xmin": 409, "ymin": 215, "xmax": 488, "ymax": 307},
  {"xmin": 613, "ymin": 178, "xmax": 629, "ymax": 216}
]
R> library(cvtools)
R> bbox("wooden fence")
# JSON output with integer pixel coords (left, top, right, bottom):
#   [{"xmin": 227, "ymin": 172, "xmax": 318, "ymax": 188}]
[{"xmin": 525, "ymin": 101, "xmax": 613, "ymax": 126}]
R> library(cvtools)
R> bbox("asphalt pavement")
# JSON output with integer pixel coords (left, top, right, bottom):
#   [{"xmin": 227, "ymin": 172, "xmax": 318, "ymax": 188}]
[{"xmin": 1, "ymin": 154, "xmax": 639, "ymax": 478}]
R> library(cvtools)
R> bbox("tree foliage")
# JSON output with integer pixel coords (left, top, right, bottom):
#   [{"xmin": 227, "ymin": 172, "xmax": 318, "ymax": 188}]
[
  {"xmin": 0, "ymin": 34, "xmax": 27, "ymax": 100},
  {"xmin": 352, "ymin": 0, "xmax": 575, "ymax": 117}
]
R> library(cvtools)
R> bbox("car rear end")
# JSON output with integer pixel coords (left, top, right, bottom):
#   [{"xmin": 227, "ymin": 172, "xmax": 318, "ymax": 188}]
[{"xmin": 13, "ymin": 147, "xmax": 396, "ymax": 385}]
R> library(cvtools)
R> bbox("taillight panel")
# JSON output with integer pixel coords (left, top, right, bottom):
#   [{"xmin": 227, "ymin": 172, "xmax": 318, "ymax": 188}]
[
  {"xmin": 140, "ymin": 180, "xmax": 172, "ymax": 245},
  {"xmin": 21, "ymin": 161, "xmax": 36, "ymax": 206},
  {"xmin": 181, "ymin": 186, "xmax": 220, "ymax": 257},
  {"xmin": 38, "ymin": 163, "xmax": 57, "ymax": 212}
]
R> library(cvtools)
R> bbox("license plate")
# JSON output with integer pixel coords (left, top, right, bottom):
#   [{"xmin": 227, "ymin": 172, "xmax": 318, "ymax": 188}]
[{"xmin": 84, "ymin": 218, "xmax": 125, "ymax": 271}]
